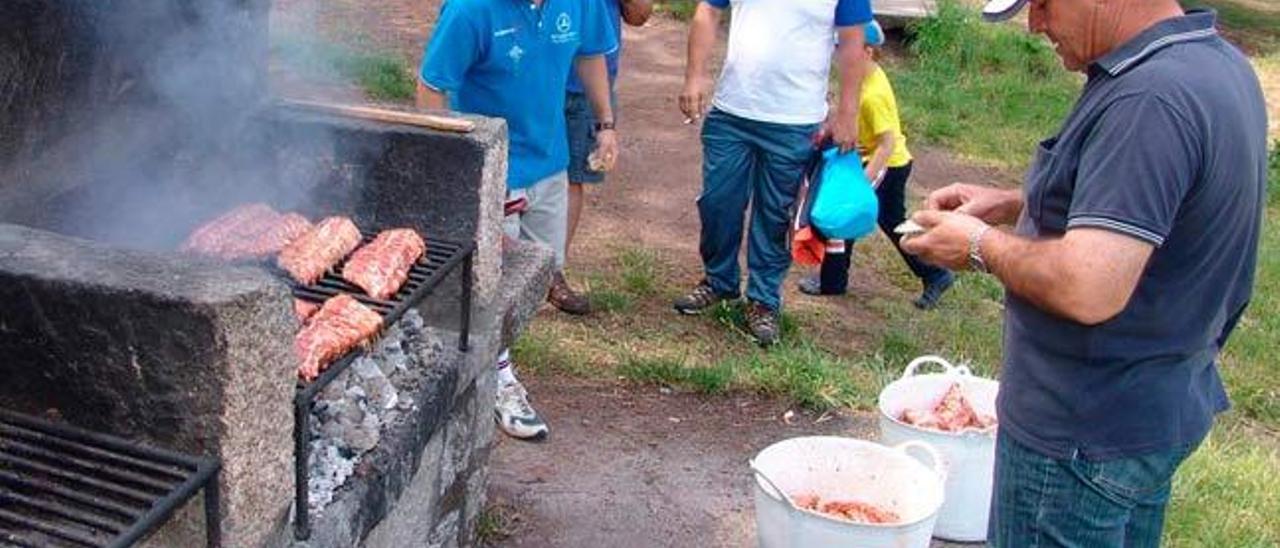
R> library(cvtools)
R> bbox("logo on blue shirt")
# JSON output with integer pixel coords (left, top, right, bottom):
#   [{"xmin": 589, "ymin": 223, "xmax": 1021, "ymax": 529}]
[{"xmin": 551, "ymin": 12, "xmax": 577, "ymax": 44}]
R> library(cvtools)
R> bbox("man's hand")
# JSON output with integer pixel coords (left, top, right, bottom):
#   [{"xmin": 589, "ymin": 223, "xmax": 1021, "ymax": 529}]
[
  {"xmin": 924, "ymin": 183, "xmax": 1024, "ymax": 225},
  {"xmin": 681, "ymin": 2, "xmax": 720, "ymax": 121},
  {"xmin": 679, "ymin": 76, "xmax": 713, "ymax": 121},
  {"xmin": 899, "ymin": 210, "xmax": 991, "ymax": 270},
  {"xmin": 829, "ymin": 111, "xmax": 858, "ymax": 153},
  {"xmin": 590, "ymin": 129, "xmax": 620, "ymax": 172}
]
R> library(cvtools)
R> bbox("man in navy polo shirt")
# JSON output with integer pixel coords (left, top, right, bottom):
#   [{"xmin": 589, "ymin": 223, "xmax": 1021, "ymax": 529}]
[
  {"xmin": 418, "ymin": 0, "xmax": 619, "ymax": 441},
  {"xmin": 674, "ymin": 0, "xmax": 874, "ymax": 346},
  {"xmin": 902, "ymin": 0, "xmax": 1267, "ymax": 545}
]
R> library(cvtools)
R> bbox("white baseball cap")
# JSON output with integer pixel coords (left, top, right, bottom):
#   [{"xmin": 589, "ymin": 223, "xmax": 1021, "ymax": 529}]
[{"xmin": 982, "ymin": 0, "xmax": 1029, "ymax": 21}]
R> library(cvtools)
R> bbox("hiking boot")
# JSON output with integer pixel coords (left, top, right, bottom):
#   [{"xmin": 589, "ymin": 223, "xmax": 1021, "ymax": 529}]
[
  {"xmin": 797, "ymin": 275, "xmax": 846, "ymax": 296},
  {"xmin": 673, "ymin": 280, "xmax": 735, "ymax": 315},
  {"xmin": 495, "ymin": 379, "xmax": 548, "ymax": 441},
  {"xmin": 914, "ymin": 271, "xmax": 955, "ymax": 310},
  {"xmin": 548, "ymin": 272, "xmax": 591, "ymax": 315},
  {"xmin": 746, "ymin": 302, "xmax": 780, "ymax": 347}
]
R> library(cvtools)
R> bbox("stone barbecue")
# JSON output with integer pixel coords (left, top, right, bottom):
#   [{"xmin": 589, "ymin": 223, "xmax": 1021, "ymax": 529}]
[{"xmin": 0, "ymin": 0, "xmax": 554, "ymax": 546}]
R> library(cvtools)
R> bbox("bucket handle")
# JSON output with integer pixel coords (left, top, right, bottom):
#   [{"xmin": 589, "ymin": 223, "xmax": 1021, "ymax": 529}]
[
  {"xmin": 895, "ymin": 440, "xmax": 947, "ymax": 480},
  {"xmin": 901, "ymin": 355, "xmax": 971, "ymax": 379},
  {"xmin": 749, "ymin": 460, "xmax": 801, "ymax": 514}
]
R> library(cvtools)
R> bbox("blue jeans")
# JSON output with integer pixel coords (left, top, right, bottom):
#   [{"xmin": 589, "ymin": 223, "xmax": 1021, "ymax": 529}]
[
  {"xmin": 565, "ymin": 90, "xmax": 618, "ymax": 184},
  {"xmin": 698, "ymin": 109, "xmax": 818, "ymax": 310},
  {"xmin": 989, "ymin": 431, "xmax": 1200, "ymax": 548}
]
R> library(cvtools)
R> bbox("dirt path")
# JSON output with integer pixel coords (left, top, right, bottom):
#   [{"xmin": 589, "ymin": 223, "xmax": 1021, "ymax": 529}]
[
  {"xmin": 486, "ymin": 376, "xmax": 876, "ymax": 547},
  {"xmin": 488, "ymin": 17, "xmax": 988, "ymax": 548}
]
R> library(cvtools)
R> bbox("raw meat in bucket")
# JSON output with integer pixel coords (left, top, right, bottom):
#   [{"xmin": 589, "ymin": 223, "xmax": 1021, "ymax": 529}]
[
  {"xmin": 792, "ymin": 493, "xmax": 901, "ymax": 524},
  {"xmin": 278, "ymin": 216, "xmax": 363, "ymax": 285},
  {"xmin": 899, "ymin": 383, "xmax": 997, "ymax": 432},
  {"xmin": 342, "ymin": 228, "xmax": 427, "ymax": 300},
  {"xmin": 294, "ymin": 294, "xmax": 383, "ymax": 381}
]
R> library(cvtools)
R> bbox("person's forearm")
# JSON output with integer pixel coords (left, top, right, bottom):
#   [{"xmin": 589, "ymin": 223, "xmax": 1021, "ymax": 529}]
[
  {"xmin": 834, "ymin": 35, "xmax": 869, "ymax": 130},
  {"xmin": 621, "ymin": 0, "xmax": 653, "ymax": 26},
  {"xmin": 685, "ymin": 4, "xmax": 719, "ymax": 83},
  {"xmin": 982, "ymin": 229, "xmax": 1142, "ymax": 325},
  {"xmin": 575, "ymin": 56, "xmax": 614, "ymax": 122},
  {"xmin": 416, "ymin": 82, "xmax": 446, "ymax": 110},
  {"xmin": 866, "ymin": 133, "xmax": 894, "ymax": 182}
]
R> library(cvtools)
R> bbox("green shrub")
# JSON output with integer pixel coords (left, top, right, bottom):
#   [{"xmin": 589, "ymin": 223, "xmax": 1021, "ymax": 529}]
[{"xmin": 893, "ymin": 0, "xmax": 1079, "ymax": 166}]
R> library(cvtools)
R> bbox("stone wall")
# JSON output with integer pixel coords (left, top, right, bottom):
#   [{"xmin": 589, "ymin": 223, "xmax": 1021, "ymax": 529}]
[
  {"xmin": 295, "ymin": 240, "xmax": 554, "ymax": 548},
  {"xmin": 0, "ymin": 223, "xmax": 296, "ymax": 547},
  {"xmin": 0, "ymin": 0, "xmax": 269, "ymax": 171},
  {"xmin": 267, "ymin": 108, "xmax": 507, "ymax": 306}
]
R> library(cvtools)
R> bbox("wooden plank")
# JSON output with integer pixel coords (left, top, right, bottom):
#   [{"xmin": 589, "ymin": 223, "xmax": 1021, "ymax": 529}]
[{"xmin": 278, "ymin": 100, "xmax": 476, "ymax": 133}]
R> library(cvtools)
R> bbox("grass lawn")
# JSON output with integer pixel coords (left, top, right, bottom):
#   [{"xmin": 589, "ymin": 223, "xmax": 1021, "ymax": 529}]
[
  {"xmin": 515, "ymin": 2, "xmax": 1280, "ymax": 545},
  {"xmin": 890, "ymin": 1, "xmax": 1080, "ymax": 169},
  {"xmin": 271, "ymin": 31, "xmax": 416, "ymax": 101}
]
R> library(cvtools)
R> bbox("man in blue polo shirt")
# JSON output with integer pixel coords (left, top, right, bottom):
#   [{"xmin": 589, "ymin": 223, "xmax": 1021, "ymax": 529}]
[
  {"xmin": 902, "ymin": 0, "xmax": 1267, "ymax": 544},
  {"xmin": 418, "ymin": 0, "xmax": 619, "ymax": 441},
  {"xmin": 675, "ymin": 0, "xmax": 874, "ymax": 346}
]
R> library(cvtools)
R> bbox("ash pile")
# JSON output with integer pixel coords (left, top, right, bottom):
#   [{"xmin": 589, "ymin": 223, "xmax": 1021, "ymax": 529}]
[{"xmin": 305, "ymin": 309, "xmax": 442, "ymax": 514}]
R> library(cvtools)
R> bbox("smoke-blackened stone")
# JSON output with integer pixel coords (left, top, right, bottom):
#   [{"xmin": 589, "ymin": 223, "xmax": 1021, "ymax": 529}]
[{"xmin": 0, "ymin": 223, "xmax": 296, "ymax": 547}]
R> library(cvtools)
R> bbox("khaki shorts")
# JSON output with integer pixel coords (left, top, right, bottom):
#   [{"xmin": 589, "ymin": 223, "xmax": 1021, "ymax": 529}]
[{"xmin": 504, "ymin": 171, "xmax": 568, "ymax": 268}]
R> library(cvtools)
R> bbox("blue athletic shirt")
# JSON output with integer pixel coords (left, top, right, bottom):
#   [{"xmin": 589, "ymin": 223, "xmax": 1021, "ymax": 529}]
[
  {"xmin": 421, "ymin": 0, "xmax": 618, "ymax": 189},
  {"xmin": 566, "ymin": 0, "xmax": 622, "ymax": 93}
]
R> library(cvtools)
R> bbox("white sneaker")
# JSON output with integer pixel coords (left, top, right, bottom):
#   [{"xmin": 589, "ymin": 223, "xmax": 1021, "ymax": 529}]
[{"xmin": 495, "ymin": 380, "xmax": 548, "ymax": 441}]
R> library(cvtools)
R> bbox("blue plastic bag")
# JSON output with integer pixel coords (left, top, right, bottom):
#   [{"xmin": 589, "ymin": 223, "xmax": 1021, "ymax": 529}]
[{"xmin": 809, "ymin": 147, "xmax": 878, "ymax": 241}]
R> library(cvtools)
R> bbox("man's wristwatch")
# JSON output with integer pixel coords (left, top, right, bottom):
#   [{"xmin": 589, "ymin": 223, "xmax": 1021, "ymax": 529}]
[
  {"xmin": 968, "ymin": 225, "xmax": 992, "ymax": 273},
  {"xmin": 594, "ymin": 120, "xmax": 616, "ymax": 132}
]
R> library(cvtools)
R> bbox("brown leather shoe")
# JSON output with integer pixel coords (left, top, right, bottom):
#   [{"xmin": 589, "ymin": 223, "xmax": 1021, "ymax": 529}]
[{"xmin": 548, "ymin": 272, "xmax": 591, "ymax": 315}]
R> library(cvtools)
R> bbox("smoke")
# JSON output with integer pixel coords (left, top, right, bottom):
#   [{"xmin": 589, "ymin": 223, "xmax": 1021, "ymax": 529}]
[{"xmin": 0, "ymin": 0, "xmax": 361, "ymax": 251}]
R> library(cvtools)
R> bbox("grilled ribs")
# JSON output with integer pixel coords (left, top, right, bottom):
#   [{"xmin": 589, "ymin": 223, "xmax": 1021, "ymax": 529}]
[
  {"xmin": 181, "ymin": 204, "xmax": 315, "ymax": 260},
  {"xmin": 244, "ymin": 213, "xmax": 313, "ymax": 257},
  {"xmin": 294, "ymin": 294, "xmax": 383, "ymax": 381},
  {"xmin": 342, "ymin": 228, "xmax": 427, "ymax": 300},
  {"xmin": 277, "ymin": 216, "xmax": 362, "ymax": 285},
  {"xmin": 294, "ymin": 298, "xmax": 321, "ymax": 324},
  {"xmin": 180, "ymin": 203, "xmax": 279, "ymax": 257}
]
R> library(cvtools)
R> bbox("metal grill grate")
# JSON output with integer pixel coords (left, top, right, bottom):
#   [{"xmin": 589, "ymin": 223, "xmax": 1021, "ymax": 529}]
[
  {"xmin": 0, "ymin": 409, "xmax": 220, "ymax": 548},
  {"xmin": 288, "ymin": 231, "xmax": 474, "ymax": 540}
]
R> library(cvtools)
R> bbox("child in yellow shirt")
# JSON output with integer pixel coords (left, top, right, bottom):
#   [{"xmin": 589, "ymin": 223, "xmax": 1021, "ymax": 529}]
[{"xmin": 798, "ymin": 21, "xmax": 954, "ymax": 309}]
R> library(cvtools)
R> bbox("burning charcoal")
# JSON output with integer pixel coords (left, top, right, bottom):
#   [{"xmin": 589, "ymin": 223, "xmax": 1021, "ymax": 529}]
[
  {"xmin": 353, "ymin": 358, "xmax": 398, "ymax": 411},
  {"xmin": 346, "ymin": 412, "xmax": 380, "ymax": 453}
]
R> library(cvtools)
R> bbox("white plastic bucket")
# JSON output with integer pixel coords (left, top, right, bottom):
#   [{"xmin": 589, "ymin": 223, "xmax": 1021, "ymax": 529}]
[
  {"xmin": 878, "ymin": 356, "xmax": 999, "ymax": 542},
  {"xmin": 751, "ymin": 436, "xmax": 945, "ymax": 548}
]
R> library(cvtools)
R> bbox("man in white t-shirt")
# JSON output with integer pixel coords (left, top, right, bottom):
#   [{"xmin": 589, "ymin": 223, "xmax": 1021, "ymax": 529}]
[{"xmin": 674, "ymin": 0, "xmax": 875, "ymax": 346}]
